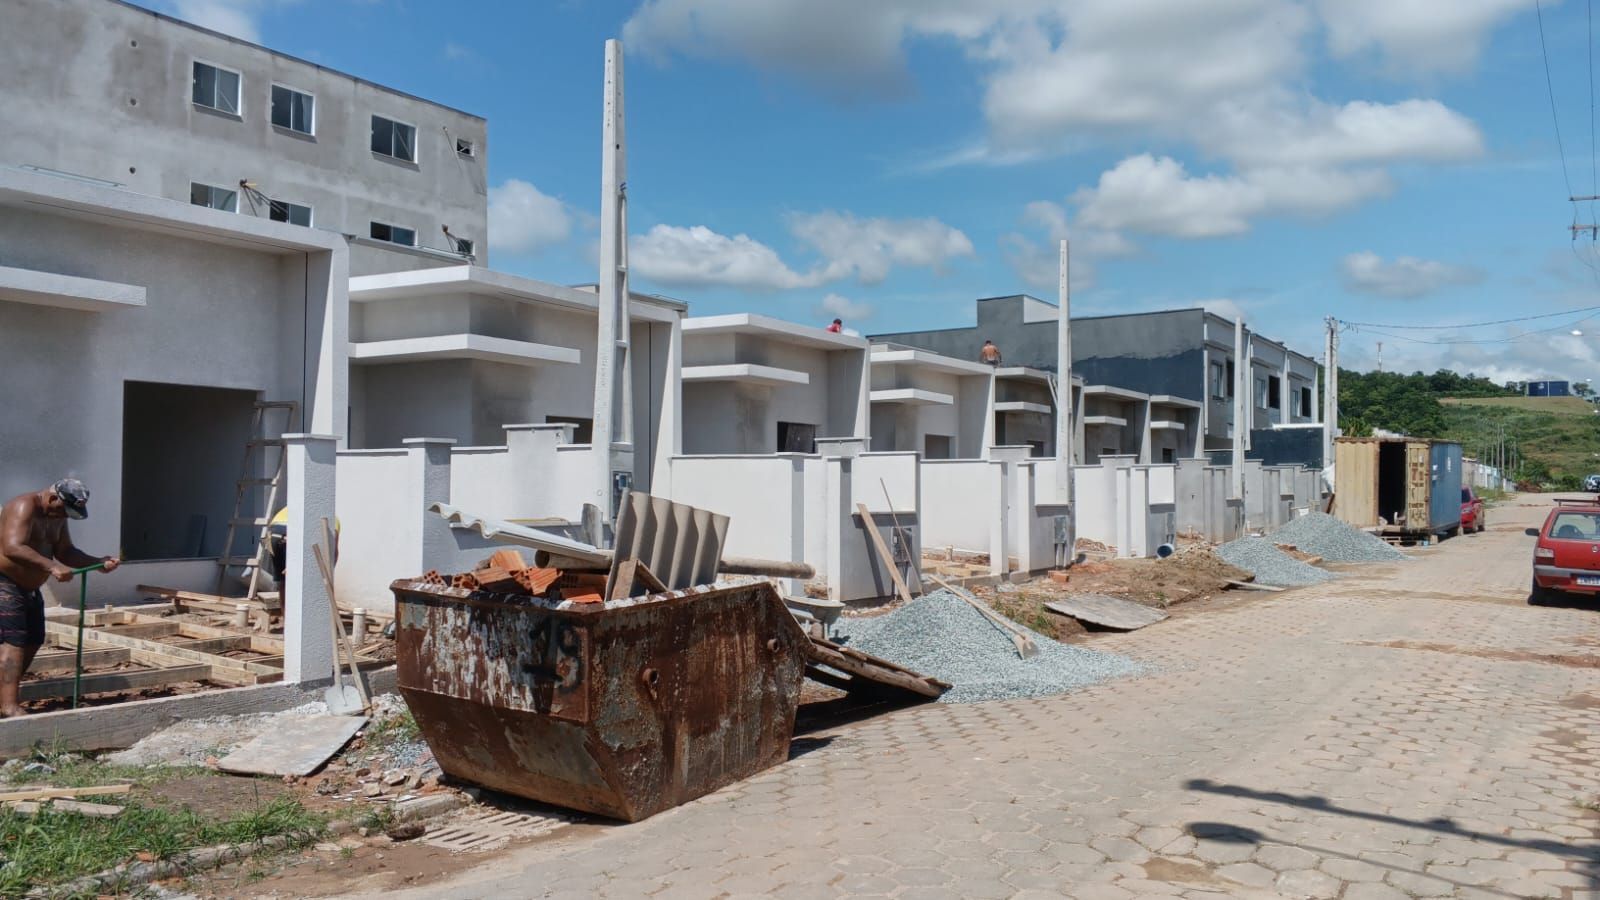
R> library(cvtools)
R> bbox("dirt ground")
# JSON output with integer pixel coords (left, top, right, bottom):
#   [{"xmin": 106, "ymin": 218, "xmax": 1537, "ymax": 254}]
[{"xmin": 973, "ymin": 545, "xmax": 1250, "ymax": 642}]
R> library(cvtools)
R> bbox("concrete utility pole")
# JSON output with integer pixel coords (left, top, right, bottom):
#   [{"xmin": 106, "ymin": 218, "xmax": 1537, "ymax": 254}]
[
  {"xmin": 1055, "ymin": 239, "xmax": 1074, "ymax": 504},
  {"xmin": 1322, "ymin": 317, "xmax": 1338, "ymax": 469},
  {"xmin": 592, "ymin": 38, "xmax": 633, "ymax": 526},
  {"xmin": 1376, "ymin": 341, "xmax": 1383, "ymax": 373},
  {"xmin": 1232, "ymin": 316, "xmax": 1246, "ymax": 503}
]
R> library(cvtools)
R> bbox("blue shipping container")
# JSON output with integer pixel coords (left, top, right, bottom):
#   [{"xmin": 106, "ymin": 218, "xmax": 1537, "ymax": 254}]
[
  {"xmin": 1429, "ymin": 441, "xmax": 1463, "ymax": 533},
  {"xmin": 1527, "ymin": 380, "xmax": 1570, "ymax": 397}
]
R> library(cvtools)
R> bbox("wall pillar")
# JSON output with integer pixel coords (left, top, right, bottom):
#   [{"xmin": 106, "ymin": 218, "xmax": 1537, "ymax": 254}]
[
  {"xmin": 282, "ymin": 434, "xmax": 337, "ymax": 684},
  {"xmin": 404, "ymin": 438, "xmax": 455, "ymax": 572}
]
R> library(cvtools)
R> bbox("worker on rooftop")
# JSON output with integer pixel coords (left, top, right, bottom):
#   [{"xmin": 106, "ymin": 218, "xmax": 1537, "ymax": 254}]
[
  {"xmin": 826, "ymin": 318, "xmax": 843, "ymax": 334},
  {"xmin": 980, "ymin": 339, "xmax": 1002, "ymax": 366},
  {"xmin": 0, "ymin": 480, "xmax": 119, "ymax": 718}
]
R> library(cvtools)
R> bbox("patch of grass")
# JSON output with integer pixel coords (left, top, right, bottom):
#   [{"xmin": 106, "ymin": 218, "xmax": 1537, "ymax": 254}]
[
  {"xmin": 0, "ymin": 795, "xmax": 325, "ymax": 897},
  {"xmin": 2, "ymin": 747, "xmax": 213, "ymax": 790},
  {"xmin": 363, "ymin": 708, "xmax": 420, "ymax": 749}
]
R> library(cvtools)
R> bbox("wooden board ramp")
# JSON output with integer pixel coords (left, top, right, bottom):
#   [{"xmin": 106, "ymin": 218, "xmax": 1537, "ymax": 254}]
[
  {"xmin": 1045, "ymin": 595, "xmax": 1169, "ymax": 631},
  {"xmin": 801, "ymin": 636, "xmax": 949, "ymax": 700}
]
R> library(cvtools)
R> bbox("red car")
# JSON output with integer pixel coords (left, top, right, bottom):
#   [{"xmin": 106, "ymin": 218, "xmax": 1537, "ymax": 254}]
[
  {"xmin": 1460, "ymin": 487, "xmax": 1485, "ymax": 534},
  {"xmin": 1528, "ymin": 501, "xmax": 1600, "ymax": 602}
]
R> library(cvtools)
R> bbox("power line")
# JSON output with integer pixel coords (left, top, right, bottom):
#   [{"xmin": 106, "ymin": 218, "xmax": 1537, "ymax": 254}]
[
  {"xmin": 1341, "ymin": 304, "xmax": 1600, "ymax": 331},
  {"xmin": 1538, "ymin": 0, "xmax": 1578, "ymax": 200}
]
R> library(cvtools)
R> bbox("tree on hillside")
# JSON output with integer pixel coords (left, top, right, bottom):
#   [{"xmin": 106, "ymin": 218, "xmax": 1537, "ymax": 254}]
[{"xmin": 1333, "ymin": 368, "xmax": 1516, "ymax": 438}]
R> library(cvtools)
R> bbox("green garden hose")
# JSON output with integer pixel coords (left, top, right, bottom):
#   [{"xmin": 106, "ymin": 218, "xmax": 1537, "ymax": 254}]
[{"xmin": 70, "ymin": 562, "xmax": 108, "ymax": 710}]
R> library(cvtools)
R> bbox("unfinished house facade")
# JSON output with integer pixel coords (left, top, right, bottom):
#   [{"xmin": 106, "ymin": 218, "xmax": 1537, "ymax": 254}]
[
  {"xmin": 345, "ymin": 267, "xmax": 683, "ymax": 485},
  {"xmin": 868, "ymin": 344, "xmax": 994, "ymax": 459},
  {"xmin": 872, "ymin": 299, "xmax": 1318, "ymax": 459},
  {"xmin": 679, "ymin": 314, "xmax": 870, "ymax": 455},
  {"xmin": 0, "ymin": 0, "xmax": 487, "ymax": 276},
  {"xmin": 993, "ymin": 367, "xmax": 1077, "ymax": 458}
]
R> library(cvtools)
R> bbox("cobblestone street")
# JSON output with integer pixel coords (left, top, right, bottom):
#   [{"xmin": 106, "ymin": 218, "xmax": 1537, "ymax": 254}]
[{"xmin": 349, "ymin": 496, "xmax": 1600, "ymax": 899}]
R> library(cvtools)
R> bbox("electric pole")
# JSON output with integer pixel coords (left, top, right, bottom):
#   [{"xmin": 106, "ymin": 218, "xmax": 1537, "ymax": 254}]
[{"xmin": 1376, "ymin": 341, "xmax": 1382, "ymax": 373}]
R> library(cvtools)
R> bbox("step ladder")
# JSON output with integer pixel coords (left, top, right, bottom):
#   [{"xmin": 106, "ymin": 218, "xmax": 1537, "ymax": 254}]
[{"xmin": 214, "ymin": 400, "xmax": 298, "ymax": 600}]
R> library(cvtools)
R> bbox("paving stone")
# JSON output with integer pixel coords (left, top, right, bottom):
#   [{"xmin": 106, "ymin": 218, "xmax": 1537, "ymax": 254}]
[
  {"xmin": 1214, "ymin": 862, "xmax": 1277, "ymax": 888},
  {"xmin": 1254, "ymin": 844, "xmax": 1320, "ymax": 872},
  {"xmin": 1274, "ymin": 868, "xmax": 1342, "ymax": 899}
]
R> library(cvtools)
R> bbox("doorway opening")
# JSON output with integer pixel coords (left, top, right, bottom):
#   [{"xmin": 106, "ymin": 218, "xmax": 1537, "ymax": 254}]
[{"xmin": 121, "ymin": 381, "xmax": 258, "ymax": 560}]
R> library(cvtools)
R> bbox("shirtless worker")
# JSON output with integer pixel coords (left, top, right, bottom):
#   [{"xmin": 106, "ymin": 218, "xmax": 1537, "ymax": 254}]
[{"xmin": 0, "ymin": 480, "xmax": 120, "ymax": 717}]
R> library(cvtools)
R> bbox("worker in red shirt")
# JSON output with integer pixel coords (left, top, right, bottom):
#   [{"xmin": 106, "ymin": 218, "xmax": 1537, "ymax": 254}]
[{"xmin": 826, "ymin": 318, "xmax": 843, "ymax": 333}]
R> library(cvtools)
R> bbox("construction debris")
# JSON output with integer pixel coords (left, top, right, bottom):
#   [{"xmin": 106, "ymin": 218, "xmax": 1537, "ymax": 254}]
[
  {"xmin": 1216, "ymin": 537, "xmax": 1336, "ymax": 587},
  {"xmin": 1270, "ymin": 511, "xmax": 1407, "ymax": 563},
  {"xmin": 1045, "ymin": 595, "xmax": 1169, "ymax": 631},
  {"xmin": 217, "ymin": 714, "xmax": 367, "ymax": 777},
  {"xmin": 834, "ymin": 591, "xmax": 1144, "ymax": 704}
]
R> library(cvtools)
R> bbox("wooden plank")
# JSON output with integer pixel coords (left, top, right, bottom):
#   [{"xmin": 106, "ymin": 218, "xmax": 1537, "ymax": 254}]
[
  {"xmin": 120, "ymin": 614, "xmax": 286, "ymax": 654},
  {"xmin": 0, "ymin": 784, "xmax": 132, "ymax": 802},
  {"xmin": 926, "ymin": 574, "xmax": 1038, "ymax": 659},
  {"xmin": 802, "ymin": 637, "xmax": 947, "ymax": 699},
  {"xmin": 218, "ymin": 715, "xmax": 367, "ymax": 777},
  {"xmin": 166, "ymin": 636, "xmax": 252, "ymax": 654},
  {"xmin": 43, "ymin": 621, "xmax": 279, "ymax": 681},
  {"xmin": 27, "ymin": 649, "xmax": 130, "ymax": 674},
  {"xmin": 855, "ymin": 503, "xmax": 914, "ymax": 605},
  {"xmin": 98, "ymin": 622, "xmax": 180, "ymax": 639},
  {"xmin": 20, "ymin": 664, "xmax": 213, "ymax": 701}
]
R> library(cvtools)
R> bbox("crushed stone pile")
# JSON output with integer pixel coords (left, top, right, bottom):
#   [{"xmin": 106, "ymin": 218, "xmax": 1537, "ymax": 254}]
[
  {"xmin": 1271, "ymin": 511, "xmax": 1406, "ymax": 563},
  {"xmin": 833, "ymin": 591, "xmax": 1145, "ymax": 704},
  {"xmin": 1216, "ymin": 537, "xmax": 1336, "ymax": 588}
]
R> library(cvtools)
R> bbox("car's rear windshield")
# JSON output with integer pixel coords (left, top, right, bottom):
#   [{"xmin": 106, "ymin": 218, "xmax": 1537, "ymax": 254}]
[{"xmin": 1549, "ymin": 512, "xmax": 1600, "ymax": 539}]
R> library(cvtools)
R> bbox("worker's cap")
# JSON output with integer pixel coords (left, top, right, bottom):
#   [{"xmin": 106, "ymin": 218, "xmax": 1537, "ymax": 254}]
[{"xmin": 52, "ymin": 478, "xmax": 89, "ymax": 520}]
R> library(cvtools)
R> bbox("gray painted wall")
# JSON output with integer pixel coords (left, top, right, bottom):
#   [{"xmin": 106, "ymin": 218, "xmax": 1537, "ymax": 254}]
[
  {"xmin": 0, "ymin": 0, "xmax": 487, "ymax": 275},
  {"xmin": 872, "ymin": 300, "xmax": 1208, "ymax": 400}
]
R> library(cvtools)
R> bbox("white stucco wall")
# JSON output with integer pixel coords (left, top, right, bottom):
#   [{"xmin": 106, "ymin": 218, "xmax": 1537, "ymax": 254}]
[{"xmin": 921, "ymin": 461, "xmax": 995, "ymax": 552}]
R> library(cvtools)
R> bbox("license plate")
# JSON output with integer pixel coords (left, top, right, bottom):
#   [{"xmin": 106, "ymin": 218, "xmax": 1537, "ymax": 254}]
[{"xmin": 1577, "ymin": 575, "xmax": 1600, "ymax": 587}]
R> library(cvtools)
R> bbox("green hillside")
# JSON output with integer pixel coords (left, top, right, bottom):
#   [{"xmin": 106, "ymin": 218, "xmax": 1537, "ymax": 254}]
[
  {"xmin": 1439, "ymin": 396, "xmax": 1600, "ymax": 486},
  {"xmin": 1335, "ymin": 369, "xmax": 1600, "ymax": 488}
]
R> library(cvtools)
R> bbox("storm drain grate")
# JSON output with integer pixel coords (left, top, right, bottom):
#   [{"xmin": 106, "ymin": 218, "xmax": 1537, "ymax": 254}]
[{"xmin": 421, "ymin": 808, "xmax": 569, "ymax": 853}]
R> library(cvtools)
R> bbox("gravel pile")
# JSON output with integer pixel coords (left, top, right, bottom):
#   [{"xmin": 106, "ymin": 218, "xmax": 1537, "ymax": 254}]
[
  {"xmin": 833, "ymin": 591, "xmax": 1145, "ymax": 704},
  {"xmin": 1271, "ymin": 511, "xmax": 1405, "ymax": 563},
  {"xmin": 1216, "ymin": 537, "xmax": 1336, "ymax": 588}
]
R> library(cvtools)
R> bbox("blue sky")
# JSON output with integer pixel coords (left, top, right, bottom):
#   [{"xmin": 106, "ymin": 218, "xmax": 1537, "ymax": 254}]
[{"xmin": 152, "ymin": 0, "xmax": 1600, "ymax": 381}]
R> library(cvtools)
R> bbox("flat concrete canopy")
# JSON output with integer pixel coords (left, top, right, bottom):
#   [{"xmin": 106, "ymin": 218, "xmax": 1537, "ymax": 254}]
[
  {"xmin": 870, "ymin": 347, "xmax": 994, "ymax": 377},
  {"xmin": 349, "ymin": 334, "xmax": 582, "ymax": 367},
  {"xmin": 995, "ymin": 401, "xmax": 1052, "ymax": 415},
  {"xmin": 871, "ymin": 388, "xmax": 954, "ymax": 406},
  {"xmin": 682, "ymin": 363, "xmax": 810, "ymax": 387},
  {"xmin": 1083, "ymin": 415, "xmax": 1128, "ymax": 427},
  {"xmin": 0, "ymin": 264, "xmax": 146, "ymax": 312},
  {"xmin": 1082, "ymin": 384, "xmax": 1149, "ymax": 402},
  {"xmin": 683, "ymin": 313, "xmax": 868, "ymax": 351},
  {"xmin": 1149, "ymin": 394, "xmax": 1203, "ymax": 409},
  {"xmin": 349, "ymin": 266, "xmax": 683, "ymax": 324}
]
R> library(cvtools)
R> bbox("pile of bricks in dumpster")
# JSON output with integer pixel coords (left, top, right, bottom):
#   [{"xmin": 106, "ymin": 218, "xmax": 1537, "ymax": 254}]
[{"xmin": 418, "ymin": 549, "xmax": 608, "ymax": 603}]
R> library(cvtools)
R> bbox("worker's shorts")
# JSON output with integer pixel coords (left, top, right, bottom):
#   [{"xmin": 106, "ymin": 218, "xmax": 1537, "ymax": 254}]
[{"xmin": 0, "ymin": 572, "xmax": 44, "ymax": 648}]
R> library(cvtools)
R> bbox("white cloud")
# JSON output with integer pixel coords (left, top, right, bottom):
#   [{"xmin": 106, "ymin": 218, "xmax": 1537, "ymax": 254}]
[
  {"xmin": 788, "ymin": 211, "xmax": 973, "ymax": 284},
  {"xmin": 631, "ymin": 224, "xmax": 819, "ymax": 290},
  {"xmin": 625, "ymin": 0, "xmax": 1502, "ymax": 238},
  {"xmin": 1317, "ymin": 0, "xmax": 1537, "ymax": 73},
  {"xmin": 631, "ymin": 212, "xmax": 973, "ymax": 290},
  {"xmin": 820, "ymin": 293, "xmax": 874, "ymax": 321},
  {"xmin": 1072, "ymin": 155, "xmax": 1391, "ymax": 239},
  {"xmin": 487, "ymin": 180, "xmax": 573, "ymax": 255},
  {"xmin": 1199, "ymin": 298, "xmax": 1248, "ymax": 322},
  {"xmin": 166, "ymin": 0, "xmax": 289, "ymax": 43},
  {"xmin": 1340, "ymin": 251, "xmax": 1486, "ymax": 298}
]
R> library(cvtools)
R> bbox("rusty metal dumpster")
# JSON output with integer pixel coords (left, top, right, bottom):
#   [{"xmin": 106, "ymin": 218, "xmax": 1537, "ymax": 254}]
[{"xmin": 392, "ymin": 579, "xmax": 809, "ymax": 822}]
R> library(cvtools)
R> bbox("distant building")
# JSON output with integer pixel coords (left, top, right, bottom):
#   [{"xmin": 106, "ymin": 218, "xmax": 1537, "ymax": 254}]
[
  {"xmin": 870, "ymin": 298, "xmax": 1320, "ymax": 456},
  {"xmin": 1526, "ymin": 380, "xmax": 1571, "ymax": 397},
  {"xmin": 0, "ymin": 0, "xmax": 488, "ymax": 276}
]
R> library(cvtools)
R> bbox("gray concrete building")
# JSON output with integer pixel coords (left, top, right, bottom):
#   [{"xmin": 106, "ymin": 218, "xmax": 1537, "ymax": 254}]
[
  {"xmin": 0, "ymin": 0, "xmax": 488, "ymax": 276},
  {"xmin": 870, "ymin": 296, "xmax": 1320, "ymax": 455}
]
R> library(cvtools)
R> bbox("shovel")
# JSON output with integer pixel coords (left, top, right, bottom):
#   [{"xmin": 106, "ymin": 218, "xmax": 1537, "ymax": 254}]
[{"xmin": 312, "ymin": 542, "xmax": 364, "ymax": 716}]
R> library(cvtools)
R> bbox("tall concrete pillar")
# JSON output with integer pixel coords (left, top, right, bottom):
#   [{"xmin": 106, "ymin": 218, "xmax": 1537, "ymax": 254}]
[
  {"xmin": 592, "ymin": 39, "xmax": 631, "ymax": 525},
  {"xmin": 1231, "ymin": 318, "xmax": 1246, "ymax": 504},
  {"xmin": 282, "ymin": 434, "xmax": 337, "ymax": 684}
]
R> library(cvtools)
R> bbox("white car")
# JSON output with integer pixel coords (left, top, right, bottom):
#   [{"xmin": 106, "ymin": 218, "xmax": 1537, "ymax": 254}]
[{"xmin": 1585, "ymin": 474, "xmax": 1600, "ymax": 493}]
